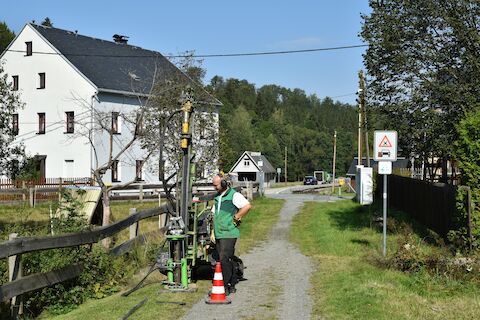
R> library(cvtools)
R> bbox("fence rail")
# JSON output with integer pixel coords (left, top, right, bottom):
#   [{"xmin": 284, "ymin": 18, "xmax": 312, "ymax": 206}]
[{"xmin": 0, "ymin": 203, "xmax": 171, "ymax": 306}]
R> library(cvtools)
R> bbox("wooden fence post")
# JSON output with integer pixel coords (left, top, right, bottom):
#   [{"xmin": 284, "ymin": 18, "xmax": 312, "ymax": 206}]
[
  {"xmin": 466, "ymin": 186, "xmax": 473, "ymax": 251},
  {"xmin": 58, "ymin": 178, "xmax": 63, "ymax": 202},
  {"xmin": 139, "ymin": 184, "xmax": 144, "ymax": 203},
  {"xmin": 21, "ymin": 181, "xmax": 26, "ymax": 202},
  {"xmin": 158, "ymin": 195, "xmax": 166, "ymax": 229},
  {"xmin": 8, "ymin": 233, "xmax": 23, "ymax": 318},
  {"xmin": 129, "ymin": 208, "xmax": 139, "ymax": 240},
  {"xmin": 29, "ymin": 188, "xmax": 34, "ymax": 208}
]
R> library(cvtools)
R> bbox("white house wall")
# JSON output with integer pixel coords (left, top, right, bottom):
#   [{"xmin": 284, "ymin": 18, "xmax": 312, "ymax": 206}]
[
  {"xmin": 93, "ymin": 93, "xmax": 152, "ymax": 184},
  {"xmin": 1, "ymin": 24, "xmax": 97, "ymax": 179},
  {"xmin": 231, "ymin": 156, "xmax": 259, "ymax": 173}
]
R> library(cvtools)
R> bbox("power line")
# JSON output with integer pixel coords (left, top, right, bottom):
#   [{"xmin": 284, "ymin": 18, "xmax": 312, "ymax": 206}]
[{"xmin": 5, "ymin": 44, "xmax": 368, "ymax": 59}]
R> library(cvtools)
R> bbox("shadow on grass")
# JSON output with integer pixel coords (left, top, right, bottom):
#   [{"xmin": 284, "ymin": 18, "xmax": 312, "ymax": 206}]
[
  {"xmin": 326, "ymin": 200, "xmax": 442, "ymax": 245},
  {"xmin": 326, "ymin": 200, "xmax": 372, "ymax": 231}
]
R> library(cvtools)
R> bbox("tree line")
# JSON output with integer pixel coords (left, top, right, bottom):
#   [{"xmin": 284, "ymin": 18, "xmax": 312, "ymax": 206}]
[{"xmin": 205, "ymin": 77, "xmax": 358, "ymax": 180}]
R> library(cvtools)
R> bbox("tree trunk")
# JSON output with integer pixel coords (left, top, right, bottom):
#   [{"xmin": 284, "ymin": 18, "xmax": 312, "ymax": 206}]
[
  {"xmin": 101, "ymin": 189, "xmax": 111, "ymax": 248},
  {"xmin": 441, "ymin": 157, "xmax": 448, "ymax": 184}
]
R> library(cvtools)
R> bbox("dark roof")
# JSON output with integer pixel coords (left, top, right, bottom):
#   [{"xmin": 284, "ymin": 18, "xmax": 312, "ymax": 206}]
[
  {"xmin": 229, "ymin": 151, "xmax": 276, "ymax": 173},
  {"xmin": 31, "ymin": 24, "xmax": 220, "ymax": 104},
  {"xmin": 346, "ymin": 157, "xmax": 410, "ymax": 176},
  {"xmin": 248, "ymin": 153, "xmax": 276, "ymax": 173}
]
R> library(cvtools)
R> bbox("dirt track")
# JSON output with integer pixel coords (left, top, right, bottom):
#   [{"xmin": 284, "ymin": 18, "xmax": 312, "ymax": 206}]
[{"xmin": 182, "ymin": 191, "xmax": 335, "ymax": 320}]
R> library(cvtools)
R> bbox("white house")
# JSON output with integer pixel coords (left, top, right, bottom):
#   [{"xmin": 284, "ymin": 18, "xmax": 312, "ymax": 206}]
[
  {"xmin": 229, "ymin": 151, "xmax": 277, "ymax": 187},
  {"xmin": 1, "ymin": 23, "xmax": 220, "ymax": 184}
]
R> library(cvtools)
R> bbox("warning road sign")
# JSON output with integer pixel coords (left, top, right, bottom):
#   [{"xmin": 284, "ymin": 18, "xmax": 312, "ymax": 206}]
[
  {"xmin": 374, "ymin": 131, "xmax": 397, "ymax": 161},
  {"xmin": 378, "ymin": 135, "xmax": 392, "ymax": 148}
]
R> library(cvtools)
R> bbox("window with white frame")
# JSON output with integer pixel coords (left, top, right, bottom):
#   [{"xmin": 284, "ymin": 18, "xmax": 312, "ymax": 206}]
[
  {"xmin": 12, "ymin": 114, "xmax": 19, "ymax": 135},
  {"xmin": 135, "ymin": 160, "xmax": 144, "ymax": 181},
  {"xmin": 25, "ymin": 41, "xmax": 32, "ymax": 56},
  {"xmin": 12, "ymin": 75, "xmax": 19, "ymax": 91},
  {"xmin": 111, "ymin": 160, "xmax": 120, "ymax": 182},
  {"xmin": 65, "ymin": 112, "xmax": 74, "ymax": 133},
  {"xmin": 112, "ymin": 112, "xmax": 119, "ymax": 134},
  {"xmin": 38, "ymin": 113, "xmax": 45, "ymax": 134},
  {"xmin": 38, "ymin": 73, "xmax": 45, "ymax": 89}
]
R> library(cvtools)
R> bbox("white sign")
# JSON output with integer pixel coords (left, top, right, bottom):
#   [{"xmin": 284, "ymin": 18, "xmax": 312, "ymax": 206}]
[
  {"xmin": 378, "ymin": 161, "xmax": 392, "ymax": 175},
  {"xmin": 374, "ymin": 131, "xmax": 397, "ymax": 161},
  {"xmin": 276, "ymin": 168, "xmax": 281, "ymax": 173}
]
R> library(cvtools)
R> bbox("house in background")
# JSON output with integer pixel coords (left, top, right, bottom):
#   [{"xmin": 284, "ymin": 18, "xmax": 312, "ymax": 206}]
[
  {"xmin": 1, "ymin": 23, "xmax": 220, "ymax": 183},
  {"xmin": 229, "ymin": 151, "xmax": 276, "ymax": 187}
]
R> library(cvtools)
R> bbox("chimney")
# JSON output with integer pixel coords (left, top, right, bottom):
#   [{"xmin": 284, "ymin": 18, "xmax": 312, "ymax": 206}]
[{"xmin": 113, "ymin": 34, "xmax": 129, "ymax": 44}]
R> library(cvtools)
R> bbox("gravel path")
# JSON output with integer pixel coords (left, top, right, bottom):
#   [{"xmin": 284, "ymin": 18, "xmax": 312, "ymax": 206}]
[{"xmin": 183, "ymin": 191, "xmax": 333, "ymax": 320}]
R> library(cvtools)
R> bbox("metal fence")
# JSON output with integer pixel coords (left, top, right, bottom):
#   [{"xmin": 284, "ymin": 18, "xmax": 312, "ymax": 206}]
[{"xmin": 377, "ymin": 175, "xmax": 458, "ymax": 238}]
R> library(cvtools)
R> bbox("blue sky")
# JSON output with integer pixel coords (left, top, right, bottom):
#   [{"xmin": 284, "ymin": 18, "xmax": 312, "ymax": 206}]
[{"xmin": 2, "ymin": 0, "xmax": 371, "ymax": 104}]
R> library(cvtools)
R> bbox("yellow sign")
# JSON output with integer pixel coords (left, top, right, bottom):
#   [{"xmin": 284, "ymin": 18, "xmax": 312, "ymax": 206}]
[{"xmin": 338, "ymin": 178, "xmax": 345, "ymax": 186}]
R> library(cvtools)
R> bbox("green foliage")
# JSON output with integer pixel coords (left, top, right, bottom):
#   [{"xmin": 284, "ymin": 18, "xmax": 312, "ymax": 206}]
[
  {"xmin": 21, "ymin": 246, "xmax": 131, "ymax": 316},
  {"xmin": 54, "ymin": 188, "xmax": 89, "ymax": 233},
  {"xmin": 41, "ymin": 17, "xmax": 53, "ymax": 27},
  {"xmin": 207, "ymin": 77, "xmax": 357, "ymax": 179},
  {"xmin": 0, "ymin": 21, "xmax": 15, "ymax": 54},
  {"xmin": 10, "ymin": 156, "xmax": 41, "ymax": 180},
  {"xmin": 361, "ymin": 0, "xmax": 480, "ymax": 176},
  {"xmin": 451, "ymin": 109, "xmax": 480, "ymax": 248},
  {"xmin": 0, "ymin": 62, "xmax": 25, "ymax": 177}
]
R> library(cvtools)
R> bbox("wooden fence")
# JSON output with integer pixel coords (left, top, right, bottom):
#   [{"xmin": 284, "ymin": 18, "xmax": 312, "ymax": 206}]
[
  {"xmin": 0, "ymin": 203, "xmax": 171, "ymax": 318},
  {"xmin": 376, "ymin": 175, "xmax": 465, "ymax": 238}
]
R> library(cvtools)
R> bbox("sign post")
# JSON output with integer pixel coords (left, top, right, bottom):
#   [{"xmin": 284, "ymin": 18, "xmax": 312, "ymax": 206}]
[{"xmin": 374, "ymin": 131, "xmax": 397, "ymax": 256}]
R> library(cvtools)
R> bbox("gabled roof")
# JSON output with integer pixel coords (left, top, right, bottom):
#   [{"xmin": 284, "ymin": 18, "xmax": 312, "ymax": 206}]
[
  {"xmin": 346, "ymin": 157, "xmax": 410, "ymax": 176},
  {"xmin": 230, "ymin": 151, "xmax": 276, "ymax": 173},
  {"xmin": 30, "ymin": 24, "xmax": 220, "ymax": 104}
]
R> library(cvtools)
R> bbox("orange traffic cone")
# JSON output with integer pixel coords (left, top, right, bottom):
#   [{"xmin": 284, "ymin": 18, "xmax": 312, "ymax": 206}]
[{"xmin": 205, "ymin": 262, "xmax": 231, "ymax": 304}]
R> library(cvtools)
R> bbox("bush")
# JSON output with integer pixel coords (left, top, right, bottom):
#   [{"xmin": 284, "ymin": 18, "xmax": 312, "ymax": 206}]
[
  {"xmin": 453, "ymin": 108, "xmax": 480, "ymax": 249},
  {"xmin": 0, "ymin": 193, "xmax": 164, "ymax": 318}
]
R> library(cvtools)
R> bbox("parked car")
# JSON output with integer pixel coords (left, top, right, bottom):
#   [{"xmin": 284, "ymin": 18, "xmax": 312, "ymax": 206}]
[{"xmin": 303, "ymin": 175, "xmax": 317, "ymax": 185}]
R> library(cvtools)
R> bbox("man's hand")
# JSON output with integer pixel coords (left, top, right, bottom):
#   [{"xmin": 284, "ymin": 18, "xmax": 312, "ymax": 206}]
[{"xmin": 233, "ymin": 216, "xmax": 242, "ymax": 227}]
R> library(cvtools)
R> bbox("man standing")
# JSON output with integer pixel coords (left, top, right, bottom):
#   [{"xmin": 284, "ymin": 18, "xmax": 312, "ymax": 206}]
[{"xmin": 212, "ymin": 174, "xmax": 252, "ymax": 294}]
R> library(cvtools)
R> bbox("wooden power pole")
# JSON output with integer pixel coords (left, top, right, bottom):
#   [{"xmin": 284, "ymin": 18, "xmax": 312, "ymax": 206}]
[
  {"xmin": 284, "ymin": 146, "xmax": 288, "ymax": 183},
  {"xmin": 332, "ymin": 130, "xmax": 337, "ymax": 193},
  {"xmin": 358, "ymin": 70, "xmax": 370, "ymax": 167}
]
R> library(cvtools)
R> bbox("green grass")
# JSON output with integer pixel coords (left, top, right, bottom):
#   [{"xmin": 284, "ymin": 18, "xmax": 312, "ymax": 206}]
[
  {"xmin": 290, "ymin": 200, "xmax": 480, "ymax": 320},
  {"xmin": 236, "ymin": 197, "xmax": 284, "ymax": 255},
  {"xmin": 38, "ymin": 197, "xmax": 284, "ymax": 319},
  {"xmin": 269, "ymin": 181, "xmax": 303, "ymax": 188}
]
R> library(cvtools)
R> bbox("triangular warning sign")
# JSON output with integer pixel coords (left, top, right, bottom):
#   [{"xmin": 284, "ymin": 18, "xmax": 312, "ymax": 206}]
[{"xmin": 379, "ymin": 135, "xmax": 392, "ymax": 148}]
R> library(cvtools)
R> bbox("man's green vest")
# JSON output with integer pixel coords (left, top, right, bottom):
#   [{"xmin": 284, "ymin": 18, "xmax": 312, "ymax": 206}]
[{"xmin": 214, "ymin": 188, "xmax": 240, "ymax": 239}]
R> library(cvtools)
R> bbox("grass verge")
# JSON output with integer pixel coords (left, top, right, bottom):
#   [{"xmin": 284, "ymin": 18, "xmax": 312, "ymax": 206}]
[
  {"xmin": 39, "ymin": 196, "xmax": 284, "ymax": 319},
  {"xmin": 290, "ymin": 200, "xmax": 480, "ymax": 320}
]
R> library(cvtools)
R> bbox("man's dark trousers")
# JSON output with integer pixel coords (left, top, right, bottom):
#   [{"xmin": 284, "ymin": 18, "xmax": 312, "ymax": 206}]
[{"xmin": 216, "ymin": 238, "xmax": 237, "ymax": 288}]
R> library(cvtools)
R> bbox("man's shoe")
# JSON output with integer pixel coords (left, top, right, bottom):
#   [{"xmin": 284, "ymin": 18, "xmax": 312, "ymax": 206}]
[{"xmin": 228, "ymin": 286, "xmax": 236, "ymax": 294}]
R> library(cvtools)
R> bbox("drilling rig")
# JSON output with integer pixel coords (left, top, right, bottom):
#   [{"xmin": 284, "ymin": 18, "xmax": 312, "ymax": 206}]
[{"xmin": 123, "ymin": 91, "xmax": 218, "ymax": 296}]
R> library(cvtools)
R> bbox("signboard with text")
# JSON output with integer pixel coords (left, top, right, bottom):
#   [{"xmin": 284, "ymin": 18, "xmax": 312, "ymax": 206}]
[{"xmin": 373, "ymin": 131, "xmax": 397, "ymax": 161}]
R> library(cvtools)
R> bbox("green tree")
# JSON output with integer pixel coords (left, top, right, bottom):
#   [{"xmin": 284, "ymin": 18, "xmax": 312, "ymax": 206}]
[
  {"xmin": 0, "ymin": 62, "xmax": 25, "ymax": 177},
  {"xmin": 210, "ymin": 76, "xmax": 357, "ymax": 177},
  {"xmin": 41, "ymin": 17, "xmax": 53, "ymax": 27},
  {"xmin": 361, "ymin": 0, "xmax": 480, "ymax": 182},
  {"xmin": 0, "ymin": 21, "xmax": 15, "ymax": 54},
  {"xmin": 453, "ymin": 108, "xmax": 480, "ymax": 247}
]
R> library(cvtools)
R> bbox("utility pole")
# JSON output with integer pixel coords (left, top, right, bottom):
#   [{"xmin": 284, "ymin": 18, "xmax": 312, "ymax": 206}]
[
  {"xmin": 359, "ymin": 70, "xmax": 370, "ymax": 167},
  {"xmin": 357, "ymin": 73, "xmax": 363, "ymax": 166},
  {"xmin": 332, "ymin": 130, "xmax": 337, "ymax": 193},
  {"xmin": 284, "ymin": 146, "xmax": 288, "ymax": 184}
]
